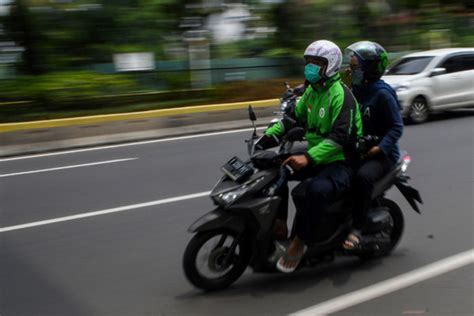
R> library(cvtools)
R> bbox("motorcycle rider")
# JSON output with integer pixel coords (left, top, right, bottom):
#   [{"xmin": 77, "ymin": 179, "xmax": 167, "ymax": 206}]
[
  {"xmin": 343, "ymin": 41, "xmax": 404, "ymax": 251},
  {"xmin": 259, "ymin": 40, "xmax": 363, "ymax": 273}
]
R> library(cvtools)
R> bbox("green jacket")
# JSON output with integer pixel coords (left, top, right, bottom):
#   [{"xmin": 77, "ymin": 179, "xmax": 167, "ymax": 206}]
[{"xmin": 266, "ymin": 75, "xmax": 362, "ymax": 165}]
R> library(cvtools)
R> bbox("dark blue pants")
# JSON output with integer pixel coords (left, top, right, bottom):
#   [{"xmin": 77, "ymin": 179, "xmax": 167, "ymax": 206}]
[
  {"xmin": 278, "ymin": 162, "xmax": 354, "ymax": 242},
  {"xmin": 352, "ymin": 155, "xmax": 394, "ymax": 230}
]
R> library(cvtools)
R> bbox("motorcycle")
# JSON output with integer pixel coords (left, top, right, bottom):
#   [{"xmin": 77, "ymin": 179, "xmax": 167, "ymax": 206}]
[
  {"xmin": 183, "ymin": 106, "xmax": 422, "ymax": 291},
  {"xmin": 267, "ymin": 82, "xmax": 305, "ymax": 129}
]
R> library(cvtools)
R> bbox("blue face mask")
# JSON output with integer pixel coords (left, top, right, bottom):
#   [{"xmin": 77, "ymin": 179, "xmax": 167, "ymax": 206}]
[
  {"xmin": 304, "ymin": 64, "xmax": 322, "ymax": 84},
  {"xmin": 351, "ymin": 68, "xmax": 364, "ymax": 86}
]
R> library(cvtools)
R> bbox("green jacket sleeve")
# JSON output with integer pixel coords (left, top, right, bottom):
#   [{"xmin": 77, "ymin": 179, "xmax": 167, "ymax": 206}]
[
  {"xmin": 265, "ymin": 89, "xmax": 309, "ymax": 138},
  {"xmin": 307, "ymin": 86, "xmax": 359, "ymax": 164},
  {"xmin": 264, "ymin": 119, "xmax": 284, "ymax": 138},
  {"xmin": 294, "ymin": 89, "xmax": 308, "ymax": 124}
]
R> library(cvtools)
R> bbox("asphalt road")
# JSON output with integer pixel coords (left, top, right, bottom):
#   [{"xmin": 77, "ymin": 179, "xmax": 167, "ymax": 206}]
[{"xmin": 1, "ymin": 112, "xmax": 473, "ymax": 316}]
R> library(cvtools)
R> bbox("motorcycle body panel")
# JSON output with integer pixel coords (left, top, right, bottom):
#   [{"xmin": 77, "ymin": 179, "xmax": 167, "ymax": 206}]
[
  {"xmin": 363, "ymin": 208, "xmax": 392, "ymax": 234},
  {"xmin": 395, "ymin": 181, "xmax": 423, "ymax": 213},
  {"xmin": 187, "ymin": 208, "xmax": 246, "ymax": 234},
  {"xmin": 210, "ymin": 169, "xmax": 279, "ymax": 203},
  {"xmin": 228, "ymin": 196, "xmax": 282, "ymax": 234}
]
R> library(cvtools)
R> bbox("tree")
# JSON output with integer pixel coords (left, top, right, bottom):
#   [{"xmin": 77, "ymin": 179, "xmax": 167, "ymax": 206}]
[
  {"xmin": 3, "ymin": 0, "xmax": 188, "ymax": 73},
  {"xmin": 3, "ymin": 0, "xmax": 44, "ymax": 74}
]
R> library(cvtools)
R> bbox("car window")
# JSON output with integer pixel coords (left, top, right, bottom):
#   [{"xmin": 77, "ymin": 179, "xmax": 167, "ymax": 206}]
[
  {"xmin": 460, "ymin": 54, "xmax": 474, "ymax": 70},
  {"xmin": 385, "ymin": 56, "xmax": 434, "ymax": 75},
  {"xmin": 439, "ymin": 54, "xmax": 474, "ymax": 73}
]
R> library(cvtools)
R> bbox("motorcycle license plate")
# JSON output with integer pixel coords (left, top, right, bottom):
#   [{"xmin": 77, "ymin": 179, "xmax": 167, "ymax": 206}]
[{"xmin": 221, "ymin": 156, "xmax": 254, "ymax": 182}]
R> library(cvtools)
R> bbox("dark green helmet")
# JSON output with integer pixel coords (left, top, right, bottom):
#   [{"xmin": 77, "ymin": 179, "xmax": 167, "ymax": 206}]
[{"xmin": 345, "ymin": 41, "xmax": 388, "ymax": 82}]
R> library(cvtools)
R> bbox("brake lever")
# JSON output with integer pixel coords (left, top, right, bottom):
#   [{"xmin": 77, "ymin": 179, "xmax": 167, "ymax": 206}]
[{"xmin": 283, "ymin": 164, "xmax": 295, "ymax": 176}]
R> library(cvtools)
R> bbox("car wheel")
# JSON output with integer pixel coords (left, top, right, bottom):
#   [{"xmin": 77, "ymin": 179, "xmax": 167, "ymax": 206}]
[{"xmin": 409, "ymin": 96, "xmax": 429, "ymax": 124}]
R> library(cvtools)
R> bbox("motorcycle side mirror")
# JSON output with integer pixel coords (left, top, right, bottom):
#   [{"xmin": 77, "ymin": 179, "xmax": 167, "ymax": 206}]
[
  {"xmin": 293, "ymin": 83, "xmax": 306, "ymax": 96},
  {"xmin": 430, "ymin": 67, "xmax": 446, "ymax": 77},
  {"xmin": 286, "ymin": 127, "xmax": 305, "ymax": 142},
  {"xmin": 247, "ymin": 105, "xmax": 258, "ymax": 156},
  {"xmin": 248, "ymin": 105, "xmax": 257, "ymax": 122}
]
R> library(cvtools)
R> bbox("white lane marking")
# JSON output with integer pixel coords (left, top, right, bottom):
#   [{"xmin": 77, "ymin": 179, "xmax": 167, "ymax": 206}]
[
  {"xmin": 0, "ymin": 191, "xmax": 211, "ymax": 233},
  {"xmin": 289, "ymin": 249, "xmax": 474, "ymax": 316},
  {"xmin": 1, "ymin": 127, "xmax": 265, "ymax": 161},
  {"xmin": 0, "ymin": 158, "xmax": 137, "ymax": 177}
]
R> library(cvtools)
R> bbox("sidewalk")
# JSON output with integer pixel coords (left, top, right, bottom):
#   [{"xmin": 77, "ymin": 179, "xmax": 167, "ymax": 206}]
[{"xmin": 0, "ymin": 100, "xmax": 279, "ymax": 157}]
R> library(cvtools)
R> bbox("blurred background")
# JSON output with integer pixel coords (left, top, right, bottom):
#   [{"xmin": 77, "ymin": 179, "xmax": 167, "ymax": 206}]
[{"xmin": 0, "ymin": 0, "xmax": 473, "ymax": 123}]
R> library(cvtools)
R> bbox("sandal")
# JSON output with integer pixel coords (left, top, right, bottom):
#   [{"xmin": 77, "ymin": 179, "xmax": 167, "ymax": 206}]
[
  {"xmin": 343, "ymin": 230, "xmax": 364, "ymax": 251},
  {"xmin": 268, "ymin": 240, "xmax": 290, "ymax": 264},
  {"xmin": 276, "ymin": 245, "xmax": 307, "ymax": 273}
]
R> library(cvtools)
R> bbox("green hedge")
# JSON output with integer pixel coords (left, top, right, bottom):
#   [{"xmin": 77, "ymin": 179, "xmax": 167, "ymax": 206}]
[
  {"xmin": 0, "ymin": 71, "xmax": 217, "ymax": 122},
  {"xmin": 0, "ymin": 71, "xmax": 139, "ymax": 105}
]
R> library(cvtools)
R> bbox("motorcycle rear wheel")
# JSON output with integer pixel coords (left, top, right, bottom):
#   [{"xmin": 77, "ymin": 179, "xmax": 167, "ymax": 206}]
[
  {"xmin": 359, "ymin": 198, "xmax": 404, "ymax": 260},
  {"xmin": 183, "ymin": 229, "xmax": 251, "ymax": 291}
]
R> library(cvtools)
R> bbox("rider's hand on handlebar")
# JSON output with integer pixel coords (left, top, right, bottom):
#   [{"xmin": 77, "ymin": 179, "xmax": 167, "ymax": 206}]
[
  {"xmin": 367, "ymin": 146, "xmax": 381, "ymax": 158},
  {"xmin": 283, "ymin": 155, "xmax": 309, "ymax": 171}
]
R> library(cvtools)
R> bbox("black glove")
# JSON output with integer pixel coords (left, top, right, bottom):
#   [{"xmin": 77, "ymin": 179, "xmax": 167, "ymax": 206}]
[
  {"xmin": 355, "ymin": 135, "xmax": 380, "ymax": 159},
  {"xmin": 280, "ymin": 116, "xmax": 297, "ymax": 133}
]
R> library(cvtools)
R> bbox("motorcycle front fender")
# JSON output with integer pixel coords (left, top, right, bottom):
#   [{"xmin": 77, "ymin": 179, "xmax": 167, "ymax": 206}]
[{"xmin": 187, "ymin": 208, "xmax": 246, "ymax": 234}]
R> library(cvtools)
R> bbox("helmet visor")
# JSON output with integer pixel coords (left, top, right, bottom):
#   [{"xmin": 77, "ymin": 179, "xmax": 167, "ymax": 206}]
[
  {"xmin": 345, "ymin": 41, "xmax": 382, "ymax": 61},
  {"xmin": 304, "ymin": 56, "xmax": 327, "ymax": 66}
]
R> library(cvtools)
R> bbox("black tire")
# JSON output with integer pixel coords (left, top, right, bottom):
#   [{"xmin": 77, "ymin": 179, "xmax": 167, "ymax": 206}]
[
  {"xmin": 183, "ymin": 230, "xmax": 251, "ymax": 291},
  {"xmin": 359, "ymin": 198, "xmax": 404, "ymax": 260},
  {"xmin": 409, "ymin": 96, "xmax": 429, "ymax": 124}
]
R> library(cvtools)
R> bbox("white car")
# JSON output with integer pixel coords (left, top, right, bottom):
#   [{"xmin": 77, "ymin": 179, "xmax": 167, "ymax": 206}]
[{"xmin": 382, "ymin": 48, "xmax": 474, "ymax": 123}]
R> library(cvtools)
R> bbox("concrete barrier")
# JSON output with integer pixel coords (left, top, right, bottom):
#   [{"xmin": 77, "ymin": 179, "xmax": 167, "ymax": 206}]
[{"xmin": 0, "ymin": 98, "xmax": 279, "ymax": 133}]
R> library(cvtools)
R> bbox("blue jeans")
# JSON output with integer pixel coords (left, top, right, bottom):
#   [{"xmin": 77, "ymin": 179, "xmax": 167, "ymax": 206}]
[{"xmin": 290, "ymin": 162, "xmax": 354, "ymax": 242}]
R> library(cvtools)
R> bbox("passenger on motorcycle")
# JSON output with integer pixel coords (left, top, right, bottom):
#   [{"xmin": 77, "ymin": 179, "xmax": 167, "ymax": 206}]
[
  {"xmin": 260, "ymin": 40, "xmax": 363, "ymax": 273},
  {"xmin": 343, "ymin": 41, "xmax": 404, "ymax": 251}
]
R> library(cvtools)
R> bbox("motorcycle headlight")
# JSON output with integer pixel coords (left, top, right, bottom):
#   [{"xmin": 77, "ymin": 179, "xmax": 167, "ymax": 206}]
[
  {"xmin": 216, "ymin": 187, "xmax": 247, "ymax": 205},
  {"xmin": 280, "ymin": 101, "xmax": 288, "ymax": 111},
  {"xmin": 213, "ymin": 177, "xmax": 264, "ymax": 206}
]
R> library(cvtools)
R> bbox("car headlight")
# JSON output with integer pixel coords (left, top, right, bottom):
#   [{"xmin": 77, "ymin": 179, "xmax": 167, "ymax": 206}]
[{"xmin": 213, "ymin": 177, "xmax": 264, "ymax": 206}]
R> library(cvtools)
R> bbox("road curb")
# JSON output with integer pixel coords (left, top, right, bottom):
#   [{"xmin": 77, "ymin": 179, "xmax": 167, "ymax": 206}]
[
  {"xmin": 0, "ymin": 98, "xmax": 278, "ymax": 133},
  {"xmin": 0, "ymin": 117, "xmax": 273, "ymax": 158}
]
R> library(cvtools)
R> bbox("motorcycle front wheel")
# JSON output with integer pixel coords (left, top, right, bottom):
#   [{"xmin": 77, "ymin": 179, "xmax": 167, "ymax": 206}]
[{"xmin": 183, "ymin": 229, "xmax": 251, "ymax": 291}]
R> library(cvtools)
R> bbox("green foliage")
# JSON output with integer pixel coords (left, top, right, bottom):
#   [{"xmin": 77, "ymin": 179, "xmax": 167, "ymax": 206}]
[
  {"xmin": 3, "ymin": 0, "xmax": 472, "ymax": 75},
  {"xmin": 159, "ymin": 72, "xmax": 190, "ymax": 90},
  {"xmin": 1, "ymin": 71, "xmax": 138, "ymax": 105},
  {"xmin": 261, "ymin": 48, "xmax": 300, "ymax": 59},
  {"xmin": 211, "ymin": 38, "xmax": 275, "ymax": 59},
  {"xmin": 2, "ymin": 0, "xmax": 186, "ymax": 74}
]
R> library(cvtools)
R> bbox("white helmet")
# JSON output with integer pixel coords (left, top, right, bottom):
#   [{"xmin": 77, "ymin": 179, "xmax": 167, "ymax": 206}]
[{"xmin": 304, "ymin": 40, "xmax": 342, "ymax": 78}]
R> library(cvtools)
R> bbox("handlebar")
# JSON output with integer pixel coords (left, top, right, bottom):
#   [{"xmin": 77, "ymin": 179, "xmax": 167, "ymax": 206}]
[{"xmin": 266, "ymin": 164, "xmax": 294, "ymax": 196}]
